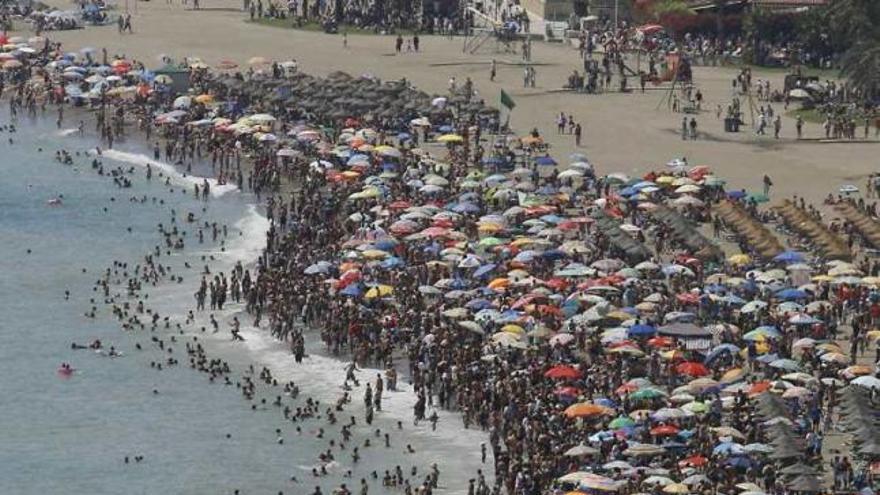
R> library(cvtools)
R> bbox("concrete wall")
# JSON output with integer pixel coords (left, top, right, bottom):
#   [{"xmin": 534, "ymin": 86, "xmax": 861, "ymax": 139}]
[{"xmin": 520, "ymin": 0, "xmax": 574, "ymax": 21}]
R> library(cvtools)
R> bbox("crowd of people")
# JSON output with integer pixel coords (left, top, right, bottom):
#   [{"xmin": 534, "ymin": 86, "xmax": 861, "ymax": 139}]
[
  {"xmin": 8, "ymin": 17, "xmax": 880, "ymax": 495},
  {"xmin": 245, "ymin": 0, "xmax": 469, "ymax": 35}
]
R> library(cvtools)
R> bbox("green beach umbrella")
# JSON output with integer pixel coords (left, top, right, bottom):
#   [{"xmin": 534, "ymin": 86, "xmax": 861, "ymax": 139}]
[
  {"xmin": 479, "ymin": 237, "xmax": 505, "ymax": 247},
  {"xmin": 630, "ymin": 388, "xmax": 668, "ymax": 400},
  {"xmin": 609, "ymin": 416, "xmax": 636, "ymax": 429}
]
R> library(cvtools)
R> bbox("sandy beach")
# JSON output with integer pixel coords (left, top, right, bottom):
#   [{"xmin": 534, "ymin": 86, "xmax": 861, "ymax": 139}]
[{"xmin": 32, "ymin": 0, "xmax": 877, "ymax": 205}]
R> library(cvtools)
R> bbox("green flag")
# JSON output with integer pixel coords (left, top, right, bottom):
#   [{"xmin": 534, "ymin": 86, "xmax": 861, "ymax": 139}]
[{"xmin": 500, "ymin": 89, "xmax": 516, "ymax": 110}]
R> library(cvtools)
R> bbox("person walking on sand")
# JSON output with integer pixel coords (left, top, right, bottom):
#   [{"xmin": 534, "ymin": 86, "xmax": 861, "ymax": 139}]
[
  {"xmin": 796, "ymin": 115, "xmax": 803, "ymax": 139},
  {"xmin": 681, "ymin": 117, "xmax": 688, "ymax": 140},
  {"xmin": 763, "ymin": 174, "xmax": 773, "ymax": 196},
  {"xmin": 774, "ymin": 115, "xmax": 782, "ymax": 139},
  {"xmin": 489, "ymin": 59, "xmax": 496, "ymax": 81},
  {"xmin": 574, "ymin": 122, "xmax": 582, "ymax": 147},
  {"xmin": 689, "ymin": 118, "xmax": 698, "ymax": 140}
]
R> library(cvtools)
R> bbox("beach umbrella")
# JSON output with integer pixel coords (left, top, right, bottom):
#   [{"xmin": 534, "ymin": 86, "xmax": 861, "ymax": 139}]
[
  {"xmin": 564, "ymin": 444, "xmax": 599, "ymax": 457},
  {"xmin": 457, "ymin": 320, "xmax": 484, "ymax": 335},
  {"xmin": 545, "ymin": 365, "xmax": 583, "ymax": 380},
  {"xmin": 782, "ymin": 387, "xmax": 812, "ymax": 399},
  {"xmin": 609, "ymin": 416, "xmax": 636, "ymax": 429},
  {"xmin": 650, "ymin": 424, "xmax": 681, "ymax": 436},
  {"xmin": 713, "ymin": 441, "xmax": 744, "ymax": 456},
  {"xmin": 557, "ymin": 471, "xmax": 594, "ymax": 484},
  {"xmin": 769, "ymin": 358, "xmax": 802, "ymax": 371},
  {"xmin": 785, "ymin": 476, "xmax": 823, "ymax": 492},
  {"xmin": 676, "ymin": 362, "xmax": 709, "ymax": 377},
  {"xmin": 437, "ymin": 134, "xmax": 463, "ymax": 143},
  {"xmin": 774, "ymin": 251, "xmax": 805, "ymax": 263},
  {"xmin": 564, "ymin": 402, "xmax": 613, "ymax": 418},
  {"xmin": 629, "ymin": 387, "xmax": 667, "ymax": 400},
  {"xmin": 663, "ymin": 483, "xmax": 689, "ymax": 494},
  {"xmin": 712, "ymin": 426, "xmax": 746, "ymax": 440},
  {"xmin": 652, "ymin": 408, "xmax": 689, "ymax": 421},
  {"xmin": 624, "ymin": 444, "xmax": 666, "ymax": 456},
  {"xmin": 776, "ymin": 288, "xmax": 808, "ymax": 300},
  {"xmin": 643, "ymin": 476, "xmax": 675, "ymax": 486},
  {"xmin": 852, "ymin": 376, "xmax": 880, "ymax": 389},
  {"xmin": 603, "ymin": 460, "xmax": 633, "ymax": 471},
  {"xmin": 728, "ymin": 254, "xmax": 751, "ymax": 266},
  {"xmin": 304, "ymin": 261, "xmax": 332, "ymax": 274},
  {"xmin": 364, "ymin": 284, "xmax": 393, "ymax": 299},
  {"xmin": 628, "ymin": 324, "xmax": 656, "ymax": 337},
  {"xmin": 682, "ymin": 475, "xmax": 709, "ymax": 486},
  {"xmin": 535, "ymin": 156, "xmax": 557, "ymax": 166},
  {"xmin": 680, "ymin": 401, "xmax": 708, "ymax": 414},
  {"xmin": 743, "ymin": 443, "xmax": 775, "ymax": 454}
]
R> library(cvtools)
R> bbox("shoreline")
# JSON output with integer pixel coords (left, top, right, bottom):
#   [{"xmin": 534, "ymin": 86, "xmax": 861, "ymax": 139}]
[{"xmin": 19, "ymin": 73, "xmax": 487, "ymax": 493}]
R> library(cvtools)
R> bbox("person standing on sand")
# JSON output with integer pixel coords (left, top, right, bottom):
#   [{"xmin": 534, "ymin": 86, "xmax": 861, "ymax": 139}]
[
  {"xmin": 796, "ymin": 116, "xmax": 803, "ymax": 139},
  {"xmin": 774, "ymin": 115, "xmax": 782, "ymax": 139},
  {"xmin": 763, "ymin": 174, "xmax": 773, "ymax": 196},
  {"xmin": 489, "ymin": 59, "xmax": 496, "ymax": 82},
  {"xmin": 574, "ymin": 122, "xmax": 582, "ymax": 147}
]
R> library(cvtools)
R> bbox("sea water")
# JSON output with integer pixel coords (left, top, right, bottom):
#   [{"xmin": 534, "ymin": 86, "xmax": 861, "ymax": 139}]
[{"xmin": 0, "ymin": 115, "xmax": 484, "ymax": 494}]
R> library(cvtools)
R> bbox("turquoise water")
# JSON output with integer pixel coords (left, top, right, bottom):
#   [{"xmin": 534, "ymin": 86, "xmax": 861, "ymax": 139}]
[{"xmin": 0, "ymin": 115, "xmax": 483, "ymax": 494}]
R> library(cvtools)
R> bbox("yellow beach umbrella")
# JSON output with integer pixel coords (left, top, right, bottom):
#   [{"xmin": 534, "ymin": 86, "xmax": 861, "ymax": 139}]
[
  {"xmin": 501, "ymin": 324, "xmax": 524, "ymax": 334},
  {"xmin": 437, "ymin": 134, "xmax": 464, "ymax": 143},
  {"xmin": 728, "ymin": 254, "xmax": 751, "ymax": 266},
  {"xmin": 361, "ymin": 250, "xmax": 390, "ymax": 260},
  {"xmin": 364, "ymin": 285, "xmax": 393, "ymax": 299},
  {"xmin": 721, "ymin": 368, "xmax": 745, "ymax": 383},
  {"xmin": 663, "ymin": 483, "xmax": 690, "ymax": 494}
]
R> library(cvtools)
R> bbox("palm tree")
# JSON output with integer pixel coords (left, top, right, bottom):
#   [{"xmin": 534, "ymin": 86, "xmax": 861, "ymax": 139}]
[
  {"xmin": 712, "ymin": 0, "xmax": 724, "ymax": 42},
  {"xmin": 840, "ymin": 40, "xmax": 880, "ymax": 97},
  {"xmin": 827, "ymin": 0, "xmax": 878, "ymax": 48},
  {"xmin": 823, "ymin": 0, "xmax": 880, "ymax": 96},
  {"xmin": 649, "ymin": 0, "xmax": 693, "ymax": 19}
]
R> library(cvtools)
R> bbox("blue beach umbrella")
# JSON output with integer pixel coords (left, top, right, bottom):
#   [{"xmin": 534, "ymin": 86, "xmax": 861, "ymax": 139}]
[
  {"xmin": 628, "ymin": 324, "xmax": 656, "ymax": 337},
  {"xmin": 472, "ymin": 263, "xmax": 497, "ymax": 279},
  {"xmin": 776, "ymin": 288, "xmax": 808, "ymax": 300},
  {"xmin": 340, "ymin": 284, "xmax": 362, "ymax": 297},
  {"xmin": 774, "ymin": 251, "xmax": 805, "ymax": 263}
]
